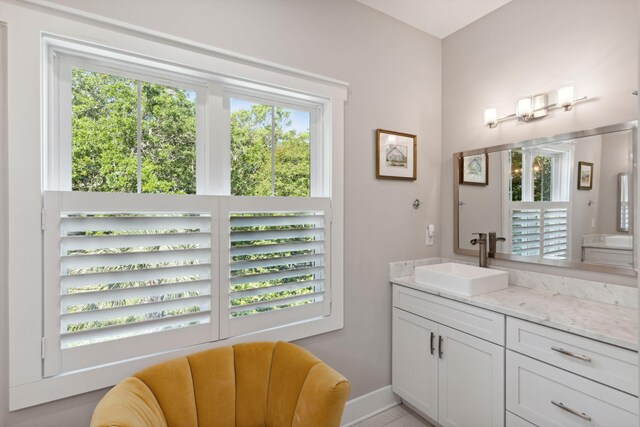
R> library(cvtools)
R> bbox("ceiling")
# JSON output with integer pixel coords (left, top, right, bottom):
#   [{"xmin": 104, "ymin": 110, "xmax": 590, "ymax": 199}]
[{"xmin": 354, "ymin": 0, "xmax": 513, "ymax": 39}]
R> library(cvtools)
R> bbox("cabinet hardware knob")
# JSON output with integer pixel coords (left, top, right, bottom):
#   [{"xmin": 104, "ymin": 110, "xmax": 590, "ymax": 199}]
[
  {"xmin": 551, "ymin": 400, "xmax": 592, "ymax": 421},
  {"xmin": 551, "ymin": 346, "xmax": 592, "ymax": 362},
  {"xmin": 438, "ymin": 335, "xmax": 443, "ymax": 359},
  {"xmin": 430, "ymin": 332, "xmax": 435, "ymax": 355}
]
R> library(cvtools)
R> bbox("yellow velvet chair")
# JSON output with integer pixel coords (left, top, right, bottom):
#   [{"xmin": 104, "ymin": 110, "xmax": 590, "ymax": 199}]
[{"xmin": 90, "ymin": 341, "xmax": 350, "ymax": 427}]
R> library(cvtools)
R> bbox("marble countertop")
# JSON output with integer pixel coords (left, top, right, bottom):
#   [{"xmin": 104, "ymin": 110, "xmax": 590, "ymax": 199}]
[{"xmin": 391, "ymin": 275, "xmax": 638, "ymax": 351}]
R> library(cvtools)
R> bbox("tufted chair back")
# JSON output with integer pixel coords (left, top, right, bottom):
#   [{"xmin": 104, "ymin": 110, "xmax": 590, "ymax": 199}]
[{"xmin": 90, "ymin": 341, "xmax": 350, "ymax": 427}]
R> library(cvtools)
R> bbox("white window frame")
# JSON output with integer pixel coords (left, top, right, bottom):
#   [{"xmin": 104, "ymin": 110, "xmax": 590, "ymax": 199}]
[
  {"xmin": 225, "ymin": 89, "xmax": 323, "ymax": 197},
  {"xmin": 51, "ymin": 54, "xmax": 209, "ymax": 193},
  {"xmin": 502, "ymin": 147, "xmax": 572, "ymax": 259},
  {"xmin": 6, "ymin": 2, "xmax": 346, "ymax": 410}
]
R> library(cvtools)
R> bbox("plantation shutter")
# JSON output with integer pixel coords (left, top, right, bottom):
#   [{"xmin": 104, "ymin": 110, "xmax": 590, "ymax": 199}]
[
  {"xmin": 511, "ymin": 209, "xmax": 541, "ymax": 257},
  {"xmin": 542, "ymin": 208, "xmax": 568, "ymax": 259},
  {"xmin": 43, "ymin": 192, "xmax": 218, "ymax": 376},
  {"xmin": 220, "ymin": 196, "xmax": 331, "ymax": 338},
  {"xmin": 510, "ymin": 205, "xmax": 568, "ymax": 260}
]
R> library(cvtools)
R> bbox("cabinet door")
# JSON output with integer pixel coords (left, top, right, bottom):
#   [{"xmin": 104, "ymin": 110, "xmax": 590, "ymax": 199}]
[
  {"xmin": 438, "ymin": 325, "xmax": 505, "ymax": 427},
  {"xmin": 392, "ymin": 308, "xmax": 439, "ymax": 419}
]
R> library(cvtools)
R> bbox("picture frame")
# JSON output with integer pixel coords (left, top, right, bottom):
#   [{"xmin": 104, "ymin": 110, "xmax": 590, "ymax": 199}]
[
  {"xmin": 376, "ymin": 129, "xmax": 417, "ymax": 180},
  {"xmin": 459, "ymin": 153, "xmax": 488, "ymax": 185},
  {"xmin": 577, "ymin": 161, "xmax": 594, "ymax": 190}
]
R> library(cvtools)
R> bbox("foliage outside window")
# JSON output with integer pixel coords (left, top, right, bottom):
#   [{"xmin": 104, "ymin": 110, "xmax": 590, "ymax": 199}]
[
  {"xmin": 230, "ymin": 98, "xmax": 311, "ymax": 197},
  {"xmin": 72, "ymin": 69, "xmax": 197, "ymax": 194}
]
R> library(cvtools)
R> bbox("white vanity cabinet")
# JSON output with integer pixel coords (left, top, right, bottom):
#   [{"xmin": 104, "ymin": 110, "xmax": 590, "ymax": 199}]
[
  {"xmin": 392, "ymin": 285, "xmax": 505, "ymax": 427},
  {"xmin": 506, "ymin": 318, "xmax": 639, "ymax": 427}
]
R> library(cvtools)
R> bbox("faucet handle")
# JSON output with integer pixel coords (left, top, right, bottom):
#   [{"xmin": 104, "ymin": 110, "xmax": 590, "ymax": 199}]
[
  {"xmin": 488, "ymin": 232, "xmax": 506, "ymax": 243},
  {"xmin": 472, "ymin": 232, "xmax": 487, "ymax": 240},
  {"xmin": 488, "ymin": 232, "xmax": 506, "ymax": 258}
]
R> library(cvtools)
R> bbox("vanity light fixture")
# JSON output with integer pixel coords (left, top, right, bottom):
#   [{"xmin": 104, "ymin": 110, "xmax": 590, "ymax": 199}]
[{"xmin": 484, "ymin": 86, "xmax": 587, "ymax": 128}]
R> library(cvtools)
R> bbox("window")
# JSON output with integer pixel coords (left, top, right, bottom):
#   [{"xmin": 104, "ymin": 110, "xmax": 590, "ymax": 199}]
[
  {"xmin": 45, "ymin": 52, "xmax": 331, "ymax": 375},
  {"xmin": 230, "ymin": 98, "xmax": 313, "ymax": 197},
  {"xmin": 6, "ymin": 29, "xmax": 346, "ymax": 409},
  {"xmin": 71, "ymin": 68, "xmax": 198, "ymax": 194},
  {"xmin": 504, "ymin": 147, "xmax": 571, "ymax": 259},
  {"xmin": 52, "ymin": 56, "xmax": 207, "ymax": 194}
]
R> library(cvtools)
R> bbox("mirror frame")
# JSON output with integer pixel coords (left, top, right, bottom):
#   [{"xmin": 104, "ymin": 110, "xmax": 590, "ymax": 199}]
[{"xmin": 453, "ymin": 121, "xmax": 637, "ymax": 276}]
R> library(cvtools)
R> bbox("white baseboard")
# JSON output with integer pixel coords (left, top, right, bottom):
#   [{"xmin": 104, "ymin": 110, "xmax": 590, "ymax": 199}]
[{"xmin": 341, "ymin": 385, "xmax": 401, "ymax": 426}]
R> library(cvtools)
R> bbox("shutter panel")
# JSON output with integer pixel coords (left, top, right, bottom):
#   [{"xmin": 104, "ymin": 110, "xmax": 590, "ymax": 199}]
[
  {"xmin": 510, "ymin": 206, "xmax": 568, "ymax": 259},
  {"xmin": 43, "ymin": 192, "xmax": 218, "ymax": 375},
  {"xmin": 220, "ymin": 197, "xmax": 331, "ymax": 338},
  {"xmin": 511, "ymin": 209, "xmax": 541, "ymax": 256},
  {"xmin": 542, "ymin": 208, "xmax": 568, "ymax": 259}
]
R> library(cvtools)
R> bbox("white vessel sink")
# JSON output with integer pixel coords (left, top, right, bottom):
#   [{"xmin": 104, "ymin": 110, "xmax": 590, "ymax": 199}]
[
  {"xmin": 604, "ymin": 235, "xmax": 632, "ymax": 248},
  {"xmin": 414, "ymin": 263, "xmax": 508, "ymax": 296}
]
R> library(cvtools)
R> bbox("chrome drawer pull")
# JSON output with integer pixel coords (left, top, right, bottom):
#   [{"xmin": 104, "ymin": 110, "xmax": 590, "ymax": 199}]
[
  {"xmin": 551, "ymin": 346, "xmax": 592, "ymax": 362},
  {"xmin": 551, "ymin": 400, "xmax": 592, "ymax": 421}
]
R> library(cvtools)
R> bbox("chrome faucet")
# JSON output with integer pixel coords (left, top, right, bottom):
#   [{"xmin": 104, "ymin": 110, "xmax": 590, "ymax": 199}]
[
  {"xmin": 488, "ymin": 232, "xmax": 506, "ymax": 258},
  {"xmin": 470, "ymin": 233, "xmax": 488, "ymax": 268}
]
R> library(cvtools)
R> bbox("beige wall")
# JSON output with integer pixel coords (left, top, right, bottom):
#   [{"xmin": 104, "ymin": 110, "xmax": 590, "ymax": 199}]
[
  {"xmin": 442, "ymin": 0, "xmax": 637, "ymax": 285},
  {"xmin": 1, "ymin": 1, "xmax": 442, "ymax": 425}
]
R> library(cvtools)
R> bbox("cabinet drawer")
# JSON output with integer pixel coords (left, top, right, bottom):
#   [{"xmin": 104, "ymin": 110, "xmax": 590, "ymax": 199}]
[
  {"xmin": 583, "ymin": 247, "xmax": 633, "ymax": 266},
  {"xmin": 506, "ymin": 350, "xmax": 638, "ymax": 427},
  {"xmin": 506, "ymin": 411, "xmax": 536, "ymax": 427},
  {"xmin": 393, "ymin": 285, "xmax": 505, "ymax": 345},
  {"xmin": 507, "ymin": 317, "xmax": 638, "ymax": 395}
]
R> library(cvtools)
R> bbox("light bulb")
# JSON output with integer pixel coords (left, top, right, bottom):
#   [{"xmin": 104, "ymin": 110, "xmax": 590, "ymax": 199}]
[
  {"xmin": 516, "ymin": 97, "xmax": 532, "ymax": 119},
  {"xmin": 558, "ymin": 85, "xmax": 575, "ymax": 110},
  {"xmin": 484, "ymin": 107, "xmax": 498, "ymax": 128}
]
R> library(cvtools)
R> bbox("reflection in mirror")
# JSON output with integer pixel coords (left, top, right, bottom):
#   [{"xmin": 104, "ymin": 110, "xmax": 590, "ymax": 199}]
[
  {"xmin": 618, "ymin": 173, "xmax": 630, "ymax": 232},
  {"xmin": 455, "ymin": 122, "xmax": 636, "ymax": 275}
]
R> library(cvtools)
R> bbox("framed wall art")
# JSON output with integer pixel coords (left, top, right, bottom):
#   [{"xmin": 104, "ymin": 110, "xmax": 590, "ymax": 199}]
[
  {"xmin": 376, "ymin": 129, "xmax": 417, "ymax": 180},
  {"xmin": 459, "ymin": 153, "xmax": 488, "ymax": 185},
  {"xmin": 577, "ymin": 161, "xmax": 594, "ymax": 190}
]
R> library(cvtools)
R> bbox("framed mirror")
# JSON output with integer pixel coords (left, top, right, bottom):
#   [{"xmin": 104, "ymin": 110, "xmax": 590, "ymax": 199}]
[{"xmin": 454, "ymin": 121, "xmax": 636, "ymax": 276}]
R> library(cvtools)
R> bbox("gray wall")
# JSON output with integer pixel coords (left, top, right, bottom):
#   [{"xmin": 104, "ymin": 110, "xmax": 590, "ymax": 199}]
[
  {"xmin": 597, "ymin": 131, "xmax": 633, "ymax": 235},
  {"xmin": 442, "ymin": 0, "xmax": 637, "ymax": 285},
  {"xmin": 1, "ymin": 1, "xmax": 441, "ymax": 425},
  {"xmin": 570, "ymin": 136, "xmax": 602, "ymax": 261},
  {"xmin": 458, "ymin": 151, "xmax": 503, "ymax": 250}
]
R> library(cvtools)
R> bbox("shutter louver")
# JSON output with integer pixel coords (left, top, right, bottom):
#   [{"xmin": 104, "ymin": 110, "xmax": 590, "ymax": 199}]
[
  {"xmin": 511, "ymin": 207, "xmax": 568, "ymax": 259},
  {"xmin": 60, "ymin": 213, "xmax": 212, "ymax": 348},
  {"xmin": 511, "ymin": 209, "xmax": 541, "ymax": 256},
  {"xmin": 222, "ymin": 197, "xmax": 331, "ymax": 337},
  {"xmin": 229, "ymin": 212, "xmax": 325, "ymax": 316},
  {"xmin": 542, "ymin": 208, "xmax": 568, "ymax": 259},
  {"xmin": 44, "ymin": 192, "xmax": 217, "ymax": 375}
]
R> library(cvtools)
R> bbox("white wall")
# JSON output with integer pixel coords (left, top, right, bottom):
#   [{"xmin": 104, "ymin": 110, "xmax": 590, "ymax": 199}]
[
  {"xmin": 0, "ymin": 1, "xmax": 441, "ymax": 425},
  {"xmin": 442, "ymin": 0, "xmax": 637, "ymax": 285}
]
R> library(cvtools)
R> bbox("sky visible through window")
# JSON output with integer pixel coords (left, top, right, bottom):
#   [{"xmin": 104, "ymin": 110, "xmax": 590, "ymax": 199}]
[{"xmin": 230, "ymin": 98, "xmax": 310, "ymax": 134}]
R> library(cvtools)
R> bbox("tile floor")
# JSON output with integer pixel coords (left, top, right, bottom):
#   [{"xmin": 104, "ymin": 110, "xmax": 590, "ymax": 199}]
[{"xmin": 352, "ymin": 404, "xmax": 435, "ymax": 427}]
